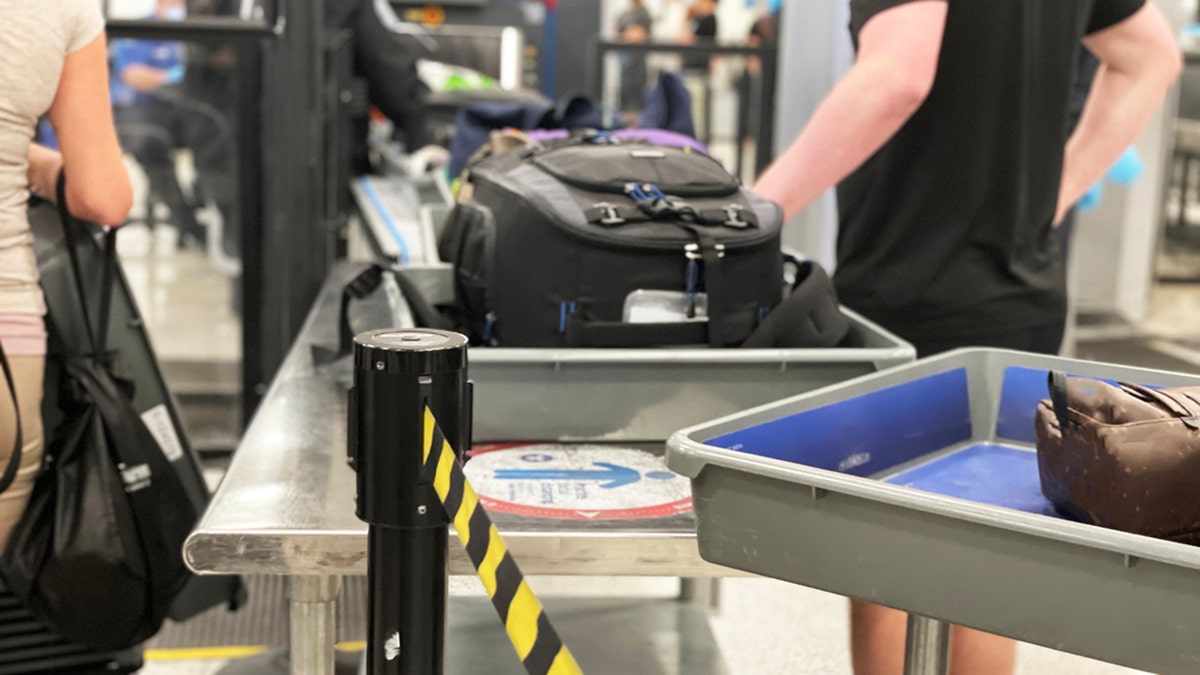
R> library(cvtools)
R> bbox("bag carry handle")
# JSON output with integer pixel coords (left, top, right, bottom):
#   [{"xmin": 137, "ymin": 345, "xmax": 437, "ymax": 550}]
[
  {"xmin": 336, "ymin": 264, "xmax": 454, "ymax": 358},
  {"xmin": 0, "ymin": 345, "xmax": 23, "ymax": 493},
  {"xmin": 54, "ymin": 172, "xmax": 118, "ymax": 359},
  {"xmin": 1047, "ymin": 371, "xmax": 1073, "ymax": 433}
]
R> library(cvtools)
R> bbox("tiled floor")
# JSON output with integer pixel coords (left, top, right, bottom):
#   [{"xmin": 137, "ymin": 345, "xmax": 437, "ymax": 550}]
[{"xmin": 115, "ymin": 222, "xmax": 1196, "ymax": 674}]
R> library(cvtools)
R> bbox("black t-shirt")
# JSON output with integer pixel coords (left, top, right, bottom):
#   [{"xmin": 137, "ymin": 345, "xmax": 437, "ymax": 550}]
[
  {"xmin": 684, "ymin": 14, "xmax": 718, "ymax": 69},
  {"xmin": 835, "ymin": 0, "xmax": 1144, "ymax": 341}
]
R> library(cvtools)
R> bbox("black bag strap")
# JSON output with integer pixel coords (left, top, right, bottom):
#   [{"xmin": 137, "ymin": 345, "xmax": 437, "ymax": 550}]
[
  {"xmin": 55, "ymin": 173, "xmax": 101, "ymax": 359},
  {"xmin": 697, "ymin": 232, "xmax": 729, "ymax": 347},
  {"xmin": 55, "ymin": 172, "xmax": 119, "ymax": 359},
  {"xmin": 336, "ymin": 264, "xmax": 454, "ymax": 357},
  {"xmin": 0, "ymin": 344, "xmax": 23, "ymax": 493},
  {"xmin": 1047, "ymin": 371, "xmax": 1073, "ymax": 432}
]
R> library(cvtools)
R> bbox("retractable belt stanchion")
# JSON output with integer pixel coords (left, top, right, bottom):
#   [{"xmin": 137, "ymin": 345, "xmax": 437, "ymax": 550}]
[{"xmin": 351, "ymin": 328, "xmax": 471, "ymax": 675}]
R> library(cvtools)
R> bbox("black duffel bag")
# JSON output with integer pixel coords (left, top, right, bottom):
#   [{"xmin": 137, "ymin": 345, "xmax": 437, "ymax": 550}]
[{"xmin": 439, "ymin": 136, "xmax": 785, "ymax": 348}]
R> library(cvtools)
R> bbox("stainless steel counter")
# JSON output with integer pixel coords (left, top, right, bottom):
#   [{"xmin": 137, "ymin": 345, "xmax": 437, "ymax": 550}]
[{"xmin": 184, "ymin": 262, "xmax": 736, "ymax": 675}]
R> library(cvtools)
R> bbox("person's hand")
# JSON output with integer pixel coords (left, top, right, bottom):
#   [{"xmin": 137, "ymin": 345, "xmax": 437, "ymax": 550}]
[
  {"xmin": 26, "ymin": 143, "xmax": 63, "ymax": 203},
  {"xmin": 406, "ymin": 144, "xmax": 451, "ymax": 175}
]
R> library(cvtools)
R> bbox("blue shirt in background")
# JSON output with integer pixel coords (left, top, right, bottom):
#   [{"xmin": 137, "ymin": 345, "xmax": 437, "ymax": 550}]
[{"xmin": 110, "ymin": 38, "xmax": 184, "ymax": 106}]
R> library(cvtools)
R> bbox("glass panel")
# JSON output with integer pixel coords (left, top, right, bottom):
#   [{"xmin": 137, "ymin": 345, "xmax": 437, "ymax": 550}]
[{"xmin": 104, "ymin": 31, "xmax": 246, "ymax": 449}]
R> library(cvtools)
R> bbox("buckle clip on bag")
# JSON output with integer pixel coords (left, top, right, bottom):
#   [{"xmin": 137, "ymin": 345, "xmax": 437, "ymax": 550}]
[
  {"xmin": 0, "ymin": 174, "xmax": 197, "ymax": 650},
  {"xmin": 1035, "ymin": 372, "xmax": 1200, "ymax": 544}
]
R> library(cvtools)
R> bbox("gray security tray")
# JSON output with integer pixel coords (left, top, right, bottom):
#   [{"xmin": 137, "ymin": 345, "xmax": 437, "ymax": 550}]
[
  {"xmin": 349, "ymin": 180, "xmax": 916, "ymax": 442},
  {"xmin": 341, "ymin": 262, "xmax": 915, "ymax": 442},
  {"xmin": 666, "ymin": 348, "xmax": 1200, "ymax": 674}
]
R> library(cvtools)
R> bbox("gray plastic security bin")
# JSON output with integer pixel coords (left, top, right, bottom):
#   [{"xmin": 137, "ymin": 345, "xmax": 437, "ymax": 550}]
[
  {"xmin": 666, "ymin": 348, "xmax": 1200, "ymax": 675},
  {"xmin": 351, "ymin": 172, "xmax": 916, "ymax": 442},
  {"xmin": 466, "ymin": 312, "xmax": 913, "ymax": 442}
]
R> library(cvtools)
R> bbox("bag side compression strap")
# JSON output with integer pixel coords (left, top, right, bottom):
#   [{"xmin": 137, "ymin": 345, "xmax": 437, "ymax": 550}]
[
  {"xmin": 421, "ymin": 407, "xmax": 583, "ymax": 675},
  {"xmin": 337, "ymin": 265, "xmax": 455, "ymax": 358},
  {"xmin": 0, "ymin": 345, "xmax": 23, "ymax": 493}
]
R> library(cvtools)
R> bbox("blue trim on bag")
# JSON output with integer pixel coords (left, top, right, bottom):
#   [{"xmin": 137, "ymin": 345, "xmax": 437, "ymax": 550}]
[{"xmin": 558, "ymin": 302, "xmax": 577, "ymax": 333}]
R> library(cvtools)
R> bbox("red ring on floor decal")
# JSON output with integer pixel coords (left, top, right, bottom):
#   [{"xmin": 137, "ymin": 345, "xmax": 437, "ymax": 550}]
[{"xmin": 465, "ymin": 444, "xmax": 694, "ymax": 520}]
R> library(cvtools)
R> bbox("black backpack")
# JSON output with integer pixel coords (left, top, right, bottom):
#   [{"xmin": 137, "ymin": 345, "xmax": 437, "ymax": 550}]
[{"xmin": 439, "ymin": 136, "xmax": 785, "ymax": 348}]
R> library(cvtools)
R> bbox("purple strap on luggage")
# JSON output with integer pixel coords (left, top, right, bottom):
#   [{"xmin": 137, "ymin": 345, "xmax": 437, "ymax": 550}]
[{"xmin": 523, "ymin": 128, "xmax": 709, "ymax": 155}]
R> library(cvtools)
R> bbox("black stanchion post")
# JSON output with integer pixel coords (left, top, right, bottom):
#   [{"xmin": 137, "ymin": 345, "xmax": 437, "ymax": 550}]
[{"xmin": 351, "ymin": 328, "xmax": 471, "ymax": 674}]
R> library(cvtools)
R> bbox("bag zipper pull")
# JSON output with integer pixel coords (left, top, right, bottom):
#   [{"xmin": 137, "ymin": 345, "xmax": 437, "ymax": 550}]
[{"xmin": 684, "ymin": 244, "xmax": 702, "ymax": 318}]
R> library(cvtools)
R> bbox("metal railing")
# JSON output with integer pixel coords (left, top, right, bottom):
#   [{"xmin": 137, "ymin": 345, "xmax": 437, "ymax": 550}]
[{"xmin": 588, "ymin": 40, "xmax": 779, "ymax": 178}]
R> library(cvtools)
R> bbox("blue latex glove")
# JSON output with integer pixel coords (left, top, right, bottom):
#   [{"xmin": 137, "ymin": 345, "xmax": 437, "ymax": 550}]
[
  {"xmin": 1075, "ymin": 146, "xmax": 1144, "ymax": 212},
  {"xmin": 163, "ymin": 64, "xmax": 185, "ymax": 86},
  {"xmin": 1106, "ymin": 146, "xmax": 1145, "ymax": 185},
  {"xmin": 746, "ymin": 0, "xmax": 782, "ymax": 12},
  {"xmin": 1076, "ymin": 181, "xmax": 1104, "ymax": 212}
]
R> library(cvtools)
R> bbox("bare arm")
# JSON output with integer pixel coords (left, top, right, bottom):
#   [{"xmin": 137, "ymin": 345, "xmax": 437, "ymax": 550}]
[
  {"xmin": 753, "ymin": 1, "xmax": 946, "ymax": 221},
  {"xmin": 48, "ymin": 33, "xmax": 133, "ymax": 226},
  {"xmin": 120, "ymin": 63, "xmax": 171, "ymax": 92},
  {"xmin": 1055, "ymin": 2, "xmax": 1181, "ymax": 224}
]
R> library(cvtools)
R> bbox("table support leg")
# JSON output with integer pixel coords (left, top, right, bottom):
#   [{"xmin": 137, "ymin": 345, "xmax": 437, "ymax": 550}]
[
  {"xmin": 678, "ymin": 578, "xmax": 721, "ymax": 613},
  {"xmin": 903, "ymin": 613, "xmax": 950, "ymax": 675},
  {"xmin": 290, "ymin": 575, "xmax": 342, "ymax": 675}
]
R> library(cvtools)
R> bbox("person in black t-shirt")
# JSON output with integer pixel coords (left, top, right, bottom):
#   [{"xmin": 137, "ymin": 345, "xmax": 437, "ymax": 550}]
[
  {"xmin": 679, "ymin": 0, "xmax": 718, "ymax": 71},
  {"xmin": 754, "ymin": 1, "xmax": 1180, "ymax": 673}
]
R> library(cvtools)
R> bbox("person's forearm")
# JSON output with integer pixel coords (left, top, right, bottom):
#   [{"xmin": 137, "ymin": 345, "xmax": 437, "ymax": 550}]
[
  {"xmin": 26, "ymin": 143, "xmax": 63, "ymax": 201},
  {"xmin": 754, "ymin": 59, "xmax": 927, "ymax": 220},
  {"xmin": 1058, "ymin": 60, "xmax": 1179, "ymax": 221},
  {"xmin": 121, "ymin": 64, "xmax": 169, "ymax": 92}
]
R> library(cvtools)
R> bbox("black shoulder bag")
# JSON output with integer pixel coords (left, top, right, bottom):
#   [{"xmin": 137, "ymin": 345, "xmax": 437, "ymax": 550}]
[{"xmin": 0, "ymin": 174, "xmax": 197, "ymax": 650}]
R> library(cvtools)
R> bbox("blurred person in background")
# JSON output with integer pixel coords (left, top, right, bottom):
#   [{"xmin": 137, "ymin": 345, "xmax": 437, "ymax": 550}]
[
  {"xmin": 110, "ymin": 0, "xmax": 230, "ymax": 248},
  {"xmin": 616, "ymin": 0, "xmax": 655, "ymax": 120},
  {"xmin": 327, "ymin": 0, "xmax": 448, "ymax": 174},
  {"xmin": 679, "ymin": 0, "xmax": 719, "ymax": 72}
]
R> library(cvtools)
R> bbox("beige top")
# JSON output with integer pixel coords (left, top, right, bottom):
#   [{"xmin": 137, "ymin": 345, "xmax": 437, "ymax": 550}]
[{"xmin": 0, "ymin": 0, "xmax": 105, "ymax": 315}]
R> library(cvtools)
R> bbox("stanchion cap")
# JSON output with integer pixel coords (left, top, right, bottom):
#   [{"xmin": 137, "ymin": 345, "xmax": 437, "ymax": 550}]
[{"xmin": 353, "ymin": 328, "xmax": 469, "ymax": 375}]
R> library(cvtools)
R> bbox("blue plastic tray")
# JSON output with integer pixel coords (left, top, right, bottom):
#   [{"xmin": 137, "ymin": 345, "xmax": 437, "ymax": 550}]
[{"xmin": 667, "ymin": 348, "xmax": 1200, "ymax": 674}]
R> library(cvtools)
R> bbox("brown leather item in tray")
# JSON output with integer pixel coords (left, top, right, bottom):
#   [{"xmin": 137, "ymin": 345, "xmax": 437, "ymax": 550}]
[{"xmin": 1035, "ymin": 372, "xmax": 1200, "ymax": 545}]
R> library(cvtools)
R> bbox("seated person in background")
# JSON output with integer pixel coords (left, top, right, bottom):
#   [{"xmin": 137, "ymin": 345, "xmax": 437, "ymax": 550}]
[{"xmin": 110, "ymin": 0, "xmax": 230, "ymax": 248}]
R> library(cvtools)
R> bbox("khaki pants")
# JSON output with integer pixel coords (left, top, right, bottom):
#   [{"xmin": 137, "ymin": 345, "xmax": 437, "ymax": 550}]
[{"xmin": 0, "ymin": 355, "xmax": 43, "ymax": 552}]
